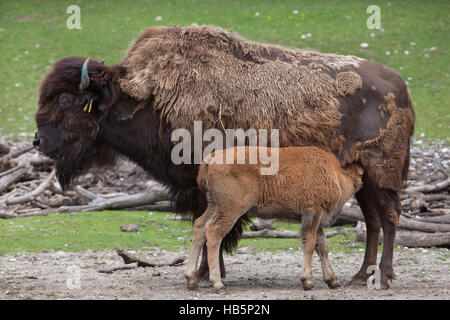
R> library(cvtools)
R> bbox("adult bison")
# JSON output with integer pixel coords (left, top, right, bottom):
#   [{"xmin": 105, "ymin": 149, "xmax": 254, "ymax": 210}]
[{"xmin": 34, "ymin": 25, "xmax": 414, "ymax": 289}]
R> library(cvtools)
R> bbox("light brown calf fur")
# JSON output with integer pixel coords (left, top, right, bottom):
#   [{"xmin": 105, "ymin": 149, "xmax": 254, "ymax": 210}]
[{"xmin": 185, "ymin": 146, "xmax": 363, "ymax": 291}]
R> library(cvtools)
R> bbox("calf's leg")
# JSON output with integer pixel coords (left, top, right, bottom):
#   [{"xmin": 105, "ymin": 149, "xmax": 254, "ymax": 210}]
[
  {"xmin": 205, "ymin": 205, "xmax": 250, "ymax": 292},
  {"xmin": 315, "ymin": 226, "xmax": 340, "ymax": 289},
  {"xmin": 300, "ymin": 212, "xmax": 321, "ymax": 290},
  {"xmin": 185, "ymin": 204, "xmax": 215, "ymax": 289},
  {"xmin": 196, "ymin": 243, "xmax": 226, "ymax": 281}
]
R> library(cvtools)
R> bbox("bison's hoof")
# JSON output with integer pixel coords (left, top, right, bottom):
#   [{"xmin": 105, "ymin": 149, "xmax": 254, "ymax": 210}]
[
  {"xmin": 326, "ymin": 279, "xmax": 340, "ymax": 289},
  {"xmin": 346, "ymin": 274, "xmax": 369, "ymax": 287},
  {"xmin": 379, "ymin": 278, "xmax": 391, "ymax": 290}
]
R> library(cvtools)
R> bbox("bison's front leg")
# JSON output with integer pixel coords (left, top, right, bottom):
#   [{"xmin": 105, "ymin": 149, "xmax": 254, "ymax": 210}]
[
  {"xmin": 196, "ymin": 244, "xmax": 226, "ymax": 282},
  {"xmin": 378, "ymin": 189, "xmax": 401, "ymax": 289},
  {"xmin": 350, "ymin": 184, "xmax": 399, "ymax": 289},
  {"xmin": 348, "ymin": 184, "xmax": 381, "ymax": 286}
]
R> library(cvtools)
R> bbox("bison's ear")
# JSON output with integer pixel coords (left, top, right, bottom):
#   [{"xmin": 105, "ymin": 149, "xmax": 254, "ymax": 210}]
[{"xmin": 79, "ymin": 58, "xmax": 120, "ymax": 115}]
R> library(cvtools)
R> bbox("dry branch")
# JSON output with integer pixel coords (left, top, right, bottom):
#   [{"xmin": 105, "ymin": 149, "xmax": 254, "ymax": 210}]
[
  {"xmin": 410, "ymin": 214, "xmax": 450, "ymax": 225},
  {"xmin": 5, "ymin": 169, "xmax": 55, "ymax": 205},
  {"xmin": 0, "ymin": 164, "xmax": 29, "ymax": 194},
  {"xmin": 75, "ymin": 185, "xmax": 103, "ymax": 202},
  {"xmin": 356, "ymin": 221, "xmax": 450, "ymax": 247},
  {"xmin": 116, "ymin": 249, "xmax": 185, "ymax": 267},
  {"xmin": 0, "ymin": 145, "xmax": 33, "ymax": 163},
  {"xmin": 250, "ymin": 217, "xmax": 276, "ymax": 231},
  {"xmin": 339, "ymin": 207, "xmax": 450, "ymax": 233},
  {"xmin": 399, "ymin": 215, "xmax": 450, "ymax": 233},
  {"xmin": 405, "ymin": 177, "xmax": 450, "ymax": 194},
  {"xmin": 98, "ymin": 263, "xmax": 139, "ymax": 273},
  {"xmin": 124, "ymin": 201, "xmax": 175, "ymax": 212},
  {"xmin": 242, "ymin": 227, "xmax": 355, "ymax": 239},
  {"xmin": 36, "ymin": 181, "xmax": 170, "ymax": 216}
]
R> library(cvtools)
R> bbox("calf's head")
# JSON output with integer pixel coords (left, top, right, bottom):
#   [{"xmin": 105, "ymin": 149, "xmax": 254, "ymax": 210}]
[
  {"xmin": 343, "ymin": 163, "xmax": 364, "ymax": 192},
  {"xmin": 34, "ymin": 57, "xmax": 120, "ymax": 190}
]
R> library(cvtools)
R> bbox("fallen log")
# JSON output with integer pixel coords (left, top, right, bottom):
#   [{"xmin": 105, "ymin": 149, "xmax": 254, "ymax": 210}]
[
  {"xmin": 399, "ymin": 215, "xmax": 450, "ymax": 233},
  {"xmin": 116, "ymin": 249, "xmax": 185, "ymax": 267},
  {"xmin": 429, "ymin": 208, "xmax": 450, "ymax": 215},
  {"xmin": 0, "ymin": 165, "xmax": 25, "ymax": 179},
  {"xmin": 242, "ymin": 229, "xmax": 300, "ymax": 239},
  {"xmin": 0, "ymin": 145, "xmax": 33, "ymax": 163},
  {"xmin": 0, "ymin": 142, "xmax": 10, "ymax": 156},
  {"xmin": 43, "ymin": 181, "xmax": 168, "ymax": 214},
  {"xmin": 74, "ymin": 185, "xmax": 103, "ymax": 202},
  {"xmin": 411, "ymin": 214, "xmax": 450, "ymax": 225},
  {"xmin": 356, "ymin": 221, "xmax": 450, "ymax": 247},
  {"xmin": 0, "ymin": 164, "xmax": 29, "ymax": 194},
  {"xmin": 250, "ymin": 217, "xmax": 276, "ymax": 231},
  {"xmin": 338, "ymin": 207, "xmax": 364, "ymax": 222},
  {"xmin": 98, "ymin": 263, "xmax": 139, "ymax": 273},
  {"xmin": 338, "ymin": 207, "xmax": 450, "ymax": 233},
  {"xmin": 124, "ymin": 201, "xmax": 175, "ymax": 212},
  {"xmin": 405, "ymin": 177, "xmax": 450, "ymax": 194},
  {"xmin": 242, "ymin": 227, "xmax": 355, "ymax": 239},
  {"xmin": 0, "ymin": 181, "xmax": 171, "ymax": 219},
  {"xmin": 5, "ymin": 169, "xmax": 55, "ymax": 205}
]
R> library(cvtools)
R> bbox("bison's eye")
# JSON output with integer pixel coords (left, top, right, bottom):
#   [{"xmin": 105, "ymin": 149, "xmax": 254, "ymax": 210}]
[{"xmin": 58, "ymin": 93, "xmax": 74, "ymax": 110}]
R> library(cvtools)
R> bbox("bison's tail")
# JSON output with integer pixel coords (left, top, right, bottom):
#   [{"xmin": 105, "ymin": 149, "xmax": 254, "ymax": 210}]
[{"xmin": 401, "ymin": 91, "xmax": 415, "ymax": 187}]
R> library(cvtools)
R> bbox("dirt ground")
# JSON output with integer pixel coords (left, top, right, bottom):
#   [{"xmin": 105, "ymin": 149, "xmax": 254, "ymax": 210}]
[{"xmin": 0, "ymin": 247, "xmax": 448, "ymax": 300}]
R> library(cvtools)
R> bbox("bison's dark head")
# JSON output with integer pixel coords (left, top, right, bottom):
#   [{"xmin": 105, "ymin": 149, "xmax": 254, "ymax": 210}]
[{"xmin": 34, "ymin": 57, "xmax": 120, "ymax": 190}]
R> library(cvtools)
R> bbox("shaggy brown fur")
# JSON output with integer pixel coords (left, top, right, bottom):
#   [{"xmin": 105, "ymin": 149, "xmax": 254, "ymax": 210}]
[
  {"xmin": 119, "ymin": 25, "xmax": 366, "ymax": 155},
  {"xmin": 185, "ymin": 146, "xmax": 363, "ymax": 291},
  {"xmin": 34, "ymin": 24, "xmax": 415, "ymax": 288}
]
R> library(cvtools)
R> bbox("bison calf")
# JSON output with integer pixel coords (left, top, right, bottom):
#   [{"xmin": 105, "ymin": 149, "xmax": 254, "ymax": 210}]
[{"xmin": 185, "ymin": 146, "xmax": 363, "ymax": 291}]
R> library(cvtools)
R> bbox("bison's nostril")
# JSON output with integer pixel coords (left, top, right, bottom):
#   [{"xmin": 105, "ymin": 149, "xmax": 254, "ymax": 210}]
[{"xmin": 33, "ymin": 138, "xmax": 40, "ymax": 149}]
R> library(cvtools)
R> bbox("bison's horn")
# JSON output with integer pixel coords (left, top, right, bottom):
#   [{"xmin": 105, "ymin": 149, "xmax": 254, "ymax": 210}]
[{"xmin": 79, "ymin": 57, "xmax": 91, "ymax": 90}]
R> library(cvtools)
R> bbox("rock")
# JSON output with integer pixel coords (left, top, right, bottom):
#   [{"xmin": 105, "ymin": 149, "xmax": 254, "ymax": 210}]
[
  {"xmin": 237, "ymin": 246, "xmax": 256, "ymax": 254},
  {"xmin": 120, "ymin": 223, "xmax": 140, "ymax": 232}
]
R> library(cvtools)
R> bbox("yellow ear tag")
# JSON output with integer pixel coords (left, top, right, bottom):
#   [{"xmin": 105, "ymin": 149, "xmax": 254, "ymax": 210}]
[
  {"xmin": 83, "ymin": 102, "xmax": 89, "ymax": 112},
  {"xmin": 88, "ymin": 99, "xmax": 93, "ymax": 113}
]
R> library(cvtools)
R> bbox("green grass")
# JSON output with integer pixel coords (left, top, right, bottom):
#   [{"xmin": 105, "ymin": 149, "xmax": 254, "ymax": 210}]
[
  {"xmin": 0, "ymin": 0, "xmax": 449, "ymax": 141},
  {"xmin": 0, "ymin": 211, "xmax": 192, "ymax": 254},
  {"xmin": 0, "ymin": 210, "xmax": 370, "ymax": 255}
]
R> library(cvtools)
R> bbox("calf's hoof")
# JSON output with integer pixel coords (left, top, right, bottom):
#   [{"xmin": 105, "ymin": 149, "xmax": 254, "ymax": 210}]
[
  {"xmin": 185, "ymin": 275, "xmax": 199, "ymax": 290},
  {"xmin": 213, "ymin": 281, "xmax": 225, "ymax": 293},
  {"xmin": 301, "ymin": 279, "xmax": 314, "ymax": 291},
  {"xmin": 325, "ymin": 279, "xmax": 340, "ymax": 289}
]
